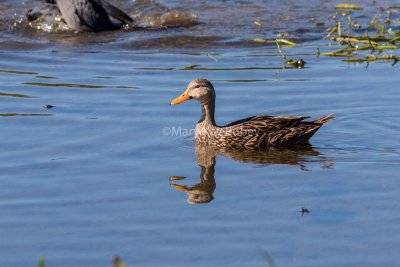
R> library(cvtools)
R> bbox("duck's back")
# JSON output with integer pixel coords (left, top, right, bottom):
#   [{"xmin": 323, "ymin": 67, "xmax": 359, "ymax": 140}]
[{"xmin": 196, "ymin": 115, "xmax": 333, "ymax": 149}]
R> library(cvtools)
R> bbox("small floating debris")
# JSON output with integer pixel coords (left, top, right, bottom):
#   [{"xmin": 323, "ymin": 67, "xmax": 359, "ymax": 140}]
[
  {"xmin": 254, "ymin": 20, "xmax": 262, "ymax": 28},
  {"xmin": 300, "ymin": 207, "xmax": 310, "ymax": 216},
  {"xmin": 112, "ymin": 256, "xmax": 128, "ymax": 267},
  {"xmin": 43, "ymin": 104, "xmax": 55, "ymax": 109},
  {"xmin": 0, "ymin": 92, "xmax": 33, "ymax": 98},
  {"xmin": 291, "ymin": 59, "xmax": 306, "ymax": 68},
  {"xmin": 343, "ymin": 54, "xmax": 399, "ymax": 65},
  {"xmin": 323, "ymin": 6, "xmax": 399, "ymax": 66}
]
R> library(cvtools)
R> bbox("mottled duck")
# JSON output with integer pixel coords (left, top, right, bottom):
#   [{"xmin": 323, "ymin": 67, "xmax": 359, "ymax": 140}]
[{"xmin": 170, "ymin": 78, "xmax": 333, "ymax": 149}]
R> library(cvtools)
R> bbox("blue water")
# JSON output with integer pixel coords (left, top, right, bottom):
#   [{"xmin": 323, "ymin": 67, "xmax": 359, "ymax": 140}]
[{"xmin": 0, "ymin": 0, "xmax": 400, "ymax": 266}]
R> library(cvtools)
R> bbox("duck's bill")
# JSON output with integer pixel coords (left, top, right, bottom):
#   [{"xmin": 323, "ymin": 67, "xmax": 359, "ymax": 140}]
[
  {"xmin": 171, "ymin": 184, "xmax": 190, "ymax": 192},
  {"xmin": 170, "ymin": 93, "xmax": 191, "ymax": 105}
]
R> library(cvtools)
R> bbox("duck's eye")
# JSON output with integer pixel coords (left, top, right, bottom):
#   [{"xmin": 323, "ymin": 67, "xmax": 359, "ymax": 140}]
[{"xmin": 195, "ymin": 85, "xmax": 201, "ymax": 88}]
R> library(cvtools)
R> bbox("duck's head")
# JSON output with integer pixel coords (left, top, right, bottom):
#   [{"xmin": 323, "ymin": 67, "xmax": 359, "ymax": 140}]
[{"xmin": 170, "ymin": 78, "xmax": 215, "ymax": 105}]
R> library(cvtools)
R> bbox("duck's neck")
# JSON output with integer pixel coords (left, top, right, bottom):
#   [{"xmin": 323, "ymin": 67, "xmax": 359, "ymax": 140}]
[{"xmin": 199, "ymin": 98, "xmax": 216, "ymax": 126}]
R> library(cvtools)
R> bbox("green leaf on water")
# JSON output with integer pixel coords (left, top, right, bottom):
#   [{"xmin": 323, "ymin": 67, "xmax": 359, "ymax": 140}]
[
  {"xmin": 276, "ymin": 39, "xmax": 296, "ymax": 46},
  {"xmin": 248, "ymin": 38, "xmax": 295, "ymax": 46},
  {"xmin": 38, "ymin": 257, "xmax": 45, "ymax": 267},
  {"xmin": 113, "ymin": 256, "xmax": 128, "ymax": 267},
  {"xmin": 336, "ymin": 4, "xmax": 363, "ymax": 10},
  {"xmin": 181, "ymin": 64, "xmax": 201, "ymax": 70},
  {"xmin": 375, "ymin": 45, "xmax": 398, "ymax": 50}
]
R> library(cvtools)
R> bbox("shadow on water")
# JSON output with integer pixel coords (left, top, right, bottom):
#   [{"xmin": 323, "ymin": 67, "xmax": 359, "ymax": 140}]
[{"xmin": 170, "ymin": 143, "xmax": 333, "ymax": 204}]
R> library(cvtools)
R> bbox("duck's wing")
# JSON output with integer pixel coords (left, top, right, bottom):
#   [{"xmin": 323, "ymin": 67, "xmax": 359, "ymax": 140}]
[
  {"xmin": 97, "ymin": 0, "xmax": 133, "ymax": 24},
  {"xmin": 223, "ymin": 115, "xmax": 318, "ymax": 148},
  {"xmin": 224, "ymin": 115, "xmax": 311, "ymax": 130}
]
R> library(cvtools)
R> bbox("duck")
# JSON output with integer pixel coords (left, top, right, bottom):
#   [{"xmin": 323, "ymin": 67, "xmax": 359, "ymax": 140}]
[
  {"xmin": 27, "ymin": 0, "xmax": 133, "ymax": 32},
  {"xmin": 170, "ymin": 78, "xmax": 334, "ymax": 149}
]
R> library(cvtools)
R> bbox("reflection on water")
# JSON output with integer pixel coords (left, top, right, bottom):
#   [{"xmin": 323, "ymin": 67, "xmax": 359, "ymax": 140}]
[
  {"xmin": 170, "ymin": 143, "xmax": 333, "ymax": 204},
  {"xmin": 170, "ymin": 158, "xmax": 216, "ymax": 204}
]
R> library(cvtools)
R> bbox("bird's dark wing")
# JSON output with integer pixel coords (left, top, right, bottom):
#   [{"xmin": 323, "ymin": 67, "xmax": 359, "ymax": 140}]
[
  {"xmin": 222, "ymin": 116, "xmax": 315, "ymax": 148},
  {"xmin": 97, "ymin": 0, "xmax": 133, "ymax": 24},
  {"xmin": 223, "ymin": 115, "xmax": 310, "ymax": 130}
]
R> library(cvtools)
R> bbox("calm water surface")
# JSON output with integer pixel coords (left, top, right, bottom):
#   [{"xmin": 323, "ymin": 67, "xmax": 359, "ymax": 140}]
[{"xmin": 0, "ymin": 0, "xmax": 399, "ymax": 266}]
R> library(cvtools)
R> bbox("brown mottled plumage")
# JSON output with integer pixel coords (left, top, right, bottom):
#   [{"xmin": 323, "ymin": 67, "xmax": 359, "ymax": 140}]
[{"xmin": 170, "ymin": 78, "xmax": 334, "ymax": 149}]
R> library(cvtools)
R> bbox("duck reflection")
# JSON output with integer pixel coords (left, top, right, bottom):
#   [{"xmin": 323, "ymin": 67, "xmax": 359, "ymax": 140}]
[{"xmin": 170, "ymin": 143, "xmax": 333, "ymax": 204}]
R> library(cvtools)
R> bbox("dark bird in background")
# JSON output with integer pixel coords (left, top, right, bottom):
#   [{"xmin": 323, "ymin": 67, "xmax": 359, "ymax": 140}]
[{"xmin": 28, "ymin": 0, "xmax": 133, "ymax": 32}]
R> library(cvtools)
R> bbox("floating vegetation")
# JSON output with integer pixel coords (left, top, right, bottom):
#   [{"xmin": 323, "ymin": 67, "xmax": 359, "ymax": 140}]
[
  {"xmin": 249, "ymin": 38, "xmax": 296, "ymax": 46},
  {"xmin": 275, "ymin": 40, "xmax": 306, "ymax": 69},
  {"xmin": 0, "ymin": 92, "xmax": 34, "ymax": 98},
  {"xmin": 0, "ymin": 69, "xmax": 38, "ymax": 75},
  {"xmin": 324, "ymin": 5, "xmax": 399, "ymax": 66},
  {"xmin": 253, "ymin": 20, "xmax": 262, "ymax": 28},
  {"xmin": 300, "ymin": 207, "xmax": 310, "ymax": 216},
  {"xmin": 335, "ymin": 4, "xmax": 363, "ymax": 11},
  {"xmin": 343, "ymin": 54, "xmax": 399, "ymax": 66}
]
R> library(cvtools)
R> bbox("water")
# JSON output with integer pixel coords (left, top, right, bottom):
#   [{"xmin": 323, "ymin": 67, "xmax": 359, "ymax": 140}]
[{"xmin": 0, "ymin": 0, "xmax": 400, "ymax": 266}]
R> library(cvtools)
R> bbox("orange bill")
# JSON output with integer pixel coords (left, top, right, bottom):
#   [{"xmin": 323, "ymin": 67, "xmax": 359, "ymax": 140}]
[
  {"xmin": 171, "ymin": 184, "xmax": 190, "ymax": 192},
  {"xmin": 170, "ymin": 93, "xmax": 191, "ymax": 105}
]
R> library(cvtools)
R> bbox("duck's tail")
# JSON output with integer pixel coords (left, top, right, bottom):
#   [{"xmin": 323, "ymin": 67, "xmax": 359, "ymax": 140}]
[{"xmin": 313, "ymin": 114, "xmax": 335, "ymax": 125}]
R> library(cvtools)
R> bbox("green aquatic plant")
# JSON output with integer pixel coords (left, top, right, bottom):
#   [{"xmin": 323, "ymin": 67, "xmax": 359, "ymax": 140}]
[
  {"xmin": 335, "ymin": 4, "xmax": 363, "ymax": 11},
  {"xmin": 324, "ymin": 4, "xmax": 399, "ymax": 65},
  {"xmin": 248, "ymin": 38, "xmax": 296, "ymax": 46},
  {"xmin": 275, "ymin": 40, "xmax": 306, "ymax": 69},
  {"xmin": 37, "ymin": 257, "xmax": 45, "ymax": 267}
]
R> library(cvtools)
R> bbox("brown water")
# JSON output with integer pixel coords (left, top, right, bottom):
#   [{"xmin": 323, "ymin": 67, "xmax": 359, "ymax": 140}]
[{"xmin": 0, "ymin": 0, "xmax": 399, "ymax": 266}]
